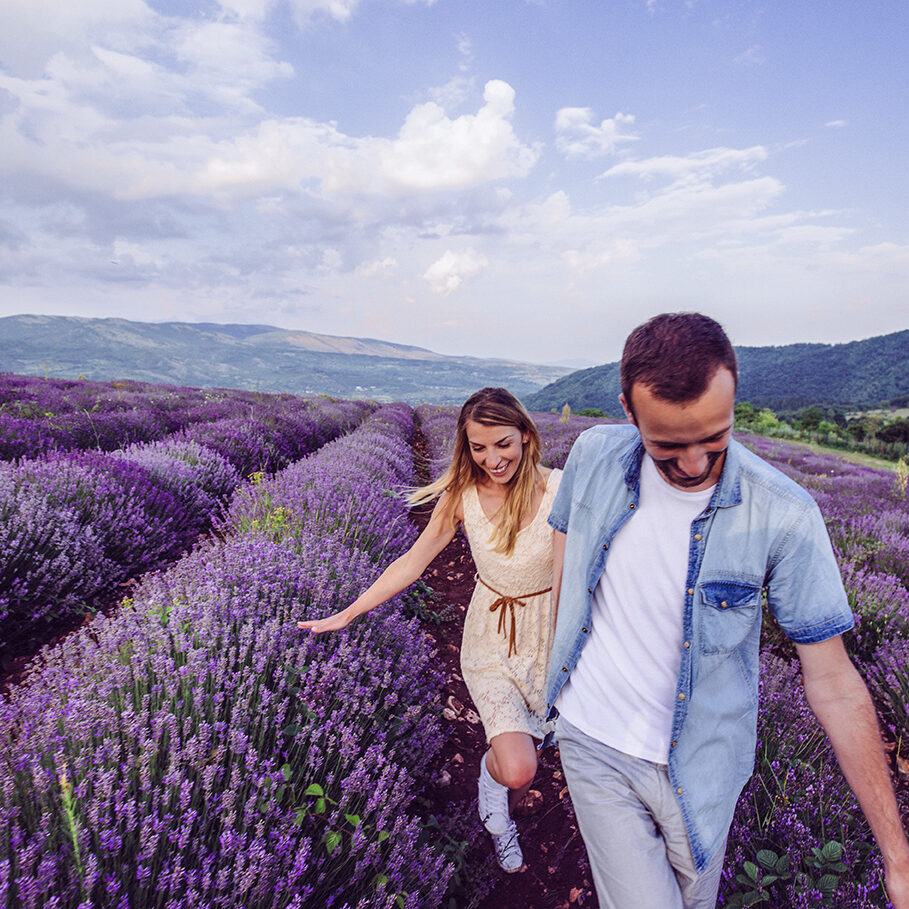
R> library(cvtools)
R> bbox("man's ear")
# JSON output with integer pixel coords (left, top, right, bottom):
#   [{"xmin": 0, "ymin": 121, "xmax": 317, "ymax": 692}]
[{"xmin": 619, "ymin": 393, "xmax": 636, "ymax": 425}]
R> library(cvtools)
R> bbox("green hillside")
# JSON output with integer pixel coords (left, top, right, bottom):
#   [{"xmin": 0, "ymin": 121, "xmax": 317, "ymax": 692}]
[
  {"xmin": 0, "ymin": 315, "xmax": 569, "ymax": 405},
  {"xmin": 524, "ymin": 330, "xmax": 909, "ymax": 414}
]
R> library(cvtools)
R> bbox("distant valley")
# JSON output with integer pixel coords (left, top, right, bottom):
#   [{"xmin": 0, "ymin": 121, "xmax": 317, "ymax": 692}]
[
  {"xmin": 3, "ymin": 315, "xmax": 907, "ymax": 411},
  {"xmin": 0, "ymin": 315, "xmax": 571, "ymax": 405}
]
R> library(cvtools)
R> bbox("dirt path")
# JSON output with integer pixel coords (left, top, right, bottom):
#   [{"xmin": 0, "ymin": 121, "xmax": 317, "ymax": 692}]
[{"xmin": 411, "ymin": 495, "xmax": 598, "ymax": 909}]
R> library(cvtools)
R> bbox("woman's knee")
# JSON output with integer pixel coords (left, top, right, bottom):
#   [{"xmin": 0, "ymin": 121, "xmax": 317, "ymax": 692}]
[{"xmin": 489, "ymin": 745, "xmax": 537, "ymax": 790}]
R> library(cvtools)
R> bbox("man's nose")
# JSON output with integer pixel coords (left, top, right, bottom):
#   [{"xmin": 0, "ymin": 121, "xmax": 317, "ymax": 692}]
[{"xmin": 677, "ymin": 447, "xmax": 708, "ymax": 477}]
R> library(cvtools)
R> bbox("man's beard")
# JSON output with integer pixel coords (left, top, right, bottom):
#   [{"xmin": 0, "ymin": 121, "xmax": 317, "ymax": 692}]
[{"xmin": 654, "ymin": 448, "xmax": 726, "ymax": 489}]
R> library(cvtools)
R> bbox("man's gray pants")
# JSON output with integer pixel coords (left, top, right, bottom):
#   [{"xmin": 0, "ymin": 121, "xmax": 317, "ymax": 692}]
[{"xmin": 555, "ymin": 714, "xmax": 725, "ymax": 909}]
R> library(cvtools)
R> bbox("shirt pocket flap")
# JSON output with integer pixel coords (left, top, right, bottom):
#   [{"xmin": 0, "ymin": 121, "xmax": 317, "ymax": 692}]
[
  {"xmin": 698, "ymin": 581, "xmax": 762, "ymax": 612},
  {"xmin": 697, "ymin": 581, "xmax": 763, "ymax": 654}
]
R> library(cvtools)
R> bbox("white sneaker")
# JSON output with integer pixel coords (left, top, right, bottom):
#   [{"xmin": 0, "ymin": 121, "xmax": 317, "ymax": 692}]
[
  {"xmin": 492, "ymin": 820, "xmax": 524, "ymax": 873},
  {"xmin": 477, "ymin": 752, "xmax": 510, "ymax": 835}
]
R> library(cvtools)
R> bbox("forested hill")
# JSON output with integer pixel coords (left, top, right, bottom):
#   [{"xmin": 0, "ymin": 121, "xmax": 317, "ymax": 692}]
[{"xmin": 523, "ymin": 330, "xmax": 909, "ymax": 415}]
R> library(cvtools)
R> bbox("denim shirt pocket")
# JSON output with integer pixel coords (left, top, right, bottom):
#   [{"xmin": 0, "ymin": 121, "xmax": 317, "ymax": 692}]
[{"xmin": 697, "ymin": 580, "xmax": 763, "ymax": 653}]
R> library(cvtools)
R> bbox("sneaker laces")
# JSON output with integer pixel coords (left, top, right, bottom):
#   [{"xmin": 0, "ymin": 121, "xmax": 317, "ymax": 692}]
[
  {"xmin": 492, "ymin": 820, "xmax": 523, "ymax": 873},
  {"xmin": 478, "ymin": 753, "xmax": 510, "ymax": 835}
]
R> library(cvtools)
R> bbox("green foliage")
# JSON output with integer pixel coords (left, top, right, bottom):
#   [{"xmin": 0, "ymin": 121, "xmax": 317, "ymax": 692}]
[
  {"xmin": 736, "ymin": 401, "xmax": 908, "ymax": 462},
  {"xmin": 725, "ymin": 849, "xmax": 793, "ymax": 907},
  {"xmin": 400, "ymin": 580, "xmax": 455, "ymax": 625},
  {"xmin": 877, "ymin": 418, "xmax": 909, "ymax": 445},
  {"xmin": 896, "ymin": 458, "xmax": 908, "ymax": 498},
  {"xmin": 524, "ymin": 330, "xmax": 909, "ymax": 414},
  {"xmin": 419, "ymin": 814, "xmax": 472, "ymax": 909}
]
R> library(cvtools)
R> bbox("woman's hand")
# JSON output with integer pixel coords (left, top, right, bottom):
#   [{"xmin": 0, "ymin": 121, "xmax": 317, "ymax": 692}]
[
  {"xmin": 296, "ymin": 494, "xmax": 459, "ymax": 636},
  {"xmin": 297, "ymin": 607, "xmax": 356, "ymax": 634}
]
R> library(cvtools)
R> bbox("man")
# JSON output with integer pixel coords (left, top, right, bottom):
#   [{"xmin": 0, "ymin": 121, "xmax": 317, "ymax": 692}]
[{"xmin": 546, "ymin": 312, "xmax": 909, "ymax": 908}]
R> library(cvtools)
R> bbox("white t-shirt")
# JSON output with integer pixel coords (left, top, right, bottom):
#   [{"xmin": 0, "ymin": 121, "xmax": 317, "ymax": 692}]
[{"xmin": 556, "ymin": 454, "xmax": 714, "ymax": 764}]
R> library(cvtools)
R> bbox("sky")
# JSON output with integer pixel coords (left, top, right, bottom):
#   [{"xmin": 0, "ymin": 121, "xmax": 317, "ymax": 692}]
[{"xmin": 0, "ymin": 0, "xmax": 907, "ymax": 368}]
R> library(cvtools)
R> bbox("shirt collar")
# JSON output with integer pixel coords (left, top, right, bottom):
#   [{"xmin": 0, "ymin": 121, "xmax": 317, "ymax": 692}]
[{"xmin": 621, "ymin": 431, "xmax": 744, "ymax": 508}]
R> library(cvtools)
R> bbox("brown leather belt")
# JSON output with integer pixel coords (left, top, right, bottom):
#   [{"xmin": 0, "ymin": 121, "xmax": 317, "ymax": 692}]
[{"xmin": 475, "ymin": 573, "xmax": 552, "ymax": 658}]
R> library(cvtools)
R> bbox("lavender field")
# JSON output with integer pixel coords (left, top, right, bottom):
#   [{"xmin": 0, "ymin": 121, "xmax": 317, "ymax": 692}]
[{"xmin": 1, "ymin": 380, "xmax": 907, "ymax": 907}]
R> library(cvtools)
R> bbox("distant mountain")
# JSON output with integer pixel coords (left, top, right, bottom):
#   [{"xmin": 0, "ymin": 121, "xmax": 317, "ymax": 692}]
[
  {"xmin": 523, "ymin": 330, "xmax": 909, "ymax": 414},
  {"xmin": 0, "ymin": 315, "xmax": 571, "ymax": 404}
]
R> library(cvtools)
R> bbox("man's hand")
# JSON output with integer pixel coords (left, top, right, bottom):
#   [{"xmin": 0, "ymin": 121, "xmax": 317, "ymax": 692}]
[
  {"xmin": 797, "ymin": 636, "xmax": 909, "ymax": 907},
  {"xmin": 885, "ymin": 861, "xmax": 909, "ymax": 909}
]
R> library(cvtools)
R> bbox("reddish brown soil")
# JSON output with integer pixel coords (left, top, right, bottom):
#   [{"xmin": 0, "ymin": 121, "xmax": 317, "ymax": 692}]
[{"xmin": 0, "ymin": 579, "xmax": 140, "ymax": 695}]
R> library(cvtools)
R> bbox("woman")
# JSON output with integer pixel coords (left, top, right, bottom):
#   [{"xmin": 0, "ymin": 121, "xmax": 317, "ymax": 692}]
[{"xmin": 298, "ymin": 387, "xmax": 561, "ymax": 873}]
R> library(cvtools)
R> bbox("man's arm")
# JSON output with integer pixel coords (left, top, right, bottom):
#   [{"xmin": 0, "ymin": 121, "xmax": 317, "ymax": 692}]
[{"xmin": 797, "ymin": 636, "xmax": 909, "ymax": 908}]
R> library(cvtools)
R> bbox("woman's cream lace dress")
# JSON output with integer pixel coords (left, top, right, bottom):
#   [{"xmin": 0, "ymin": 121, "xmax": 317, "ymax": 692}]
[{"xmin": 459, "ymin": 468, "xmax": 562, "ymax": 743}]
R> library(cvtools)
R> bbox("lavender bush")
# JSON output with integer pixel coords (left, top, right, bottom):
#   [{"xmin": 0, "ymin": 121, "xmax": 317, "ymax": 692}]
[
  {"xmin": 0, "ymin": 451, "xmax": 198, "ymax": 652},
  {"xmin": 113, "ymin": 439, "xmax": 241, "ymax": 520},
  {"xmin": 720, "ymin": 655, "xmax": 888, "ymax": 907},
  {"xmin": 0, "ymin": 373, "xmax": 374, "ymax": 462},
  {"xmin": 227, "ymin": 405, "xmax": 418, "ymax": 561},
  {"xmin": 0, "ymin": 403, "xmax": 454, "ymax": 907},
  {"xmin": 0, "ymin": 395, "xmax": 373, "ymax": 657}
]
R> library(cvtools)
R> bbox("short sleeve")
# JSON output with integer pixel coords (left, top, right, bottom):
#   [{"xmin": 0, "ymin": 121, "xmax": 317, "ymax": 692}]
[
  {"xmin": 547, "ymin": 435, "xmax": 582, "ymax": 534},
  {"xmin": 766, "ymin": 500, "xmax": 854, "ymax": 644}
]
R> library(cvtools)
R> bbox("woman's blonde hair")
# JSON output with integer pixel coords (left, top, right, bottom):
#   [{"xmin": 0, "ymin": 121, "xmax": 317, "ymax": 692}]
[{"xmin": 409, "ymin": 387, "xmax": 542, "ymax": 556}]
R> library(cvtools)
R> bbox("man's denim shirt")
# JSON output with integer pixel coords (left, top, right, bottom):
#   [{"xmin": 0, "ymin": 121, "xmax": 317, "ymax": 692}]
[{"xmin": 546, "ymin": 425, "xmax": 853, "ymax": 874}]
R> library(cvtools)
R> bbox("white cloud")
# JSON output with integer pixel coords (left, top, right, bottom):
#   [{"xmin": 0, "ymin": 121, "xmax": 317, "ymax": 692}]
[
  {"xmin": 423, "ymin": 248, "xmax": 489, "ymax": 295},
  {"xmin": 555, "ymin": 108, "xmax": 638, "ymax": 159},
  {"xmin": 599, "ymin": 146, "xmax": 767, "ymax": 183},
  {"xmin": 358, "ymin": 257, "xmax": 398, "ymax": 276},
  {"xmin": 825, "ymin": 119, "xmax": 847, "ymax": 128},
  {"xmin": 428, "ymin": 76, "xmax": 475, "ymax": 109},
  {"xmin": 0, "ymin": 49, "xmax": 536, "ymax": 205},
  {"xmin": 563, "ymin": 239, "xmax": 639, "ymax": 271},
  {"xmin": 216, "ymin": 0, "xmax": 273, "ymax": 19},
  {"xmin": 734, "ymin": 44, "xmax": 765, "ymax": 66},
  {"xmin": 0, "ymin": 0, "xmax": 153, "ymax": 77},
  {"xmin": 288, "ymin": 0, "xmax": 361, "ymax": 27},
  {"xmin": 377, "ymin": 80, "xmax": 538, "ymax": 191}
]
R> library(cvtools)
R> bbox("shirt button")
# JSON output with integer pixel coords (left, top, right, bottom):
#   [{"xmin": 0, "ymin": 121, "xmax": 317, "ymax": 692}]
[
  {"xmin": 687, "ymin": 588, "xmax": 695, "ymax": 596},
  {"xmin": 602, "ymin": 543, "xmax": 609, "ymax": 550},
  {"xmin": 705, "ymin": 508, "xmax": 712, "ymax": 514},
  {"xmin": 587, "ymin": 587, "xmax": 593, "ymax": 595},
  {"xmin": 582, "ymin": 626, "xmax": 590, "ymax": 634},
  {"xmin": 677, "ymin": 693, "xmax": 686, "ymax": 701},
  {"xmin": 562, "ymin": 666, "xmax": 568, "ymax": 672},
  {"xmin": 684, "ymin": 641, "xmax": 691, "ymax": 648},
  {"xmin": 671, "ymin": 741, "xmax": 677, "ymax": 748},
  {"xmin": 694, "ymin": 533, "xmax": 702, "ymax": 541},
  {"xmin": 721, "ymin": 600, "xmax": 728, "ymax": 609},
  {"xmin": 629, "ymin": 503, "xmax": 636, "ymax": 510},
  {"xmin": 677, "ymin": 787, "xmax": 684, "ymax": 795}
]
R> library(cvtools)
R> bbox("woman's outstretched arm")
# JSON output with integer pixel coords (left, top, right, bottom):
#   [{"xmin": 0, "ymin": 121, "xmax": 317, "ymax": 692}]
[{"xmin": 297, "ymin": 491, "xmax": 461, "ymax": 633}]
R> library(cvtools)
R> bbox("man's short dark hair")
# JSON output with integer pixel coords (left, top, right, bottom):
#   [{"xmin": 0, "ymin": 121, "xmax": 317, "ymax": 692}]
[{"xmin": 620, "ymin": 312, "xmax": 738, "ymax": 411}]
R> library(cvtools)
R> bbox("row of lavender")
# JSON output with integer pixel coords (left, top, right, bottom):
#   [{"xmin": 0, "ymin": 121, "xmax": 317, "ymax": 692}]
[
  {"xmin": 1, "ymin": 404, "xmax": 454, "ymax": 908},
  {"xmin": 0, "ymin": 396, "xmax": 373, "ymax": 660},
  {"xmin": 720, "ymin": 436, "xmax": 909, "ymax": 909},
  {"xmin": 0, "ymin": 373, "xmax": 355, "ymax": 463},
  {"xmin": 419, "ymin": 407, "xmax": 908, "ymax": 906}
]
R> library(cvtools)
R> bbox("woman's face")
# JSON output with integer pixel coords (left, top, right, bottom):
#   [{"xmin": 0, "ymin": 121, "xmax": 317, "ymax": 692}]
[{"xmin": 464, "ymin": 420, "xmax": 528, "ymax": 486}]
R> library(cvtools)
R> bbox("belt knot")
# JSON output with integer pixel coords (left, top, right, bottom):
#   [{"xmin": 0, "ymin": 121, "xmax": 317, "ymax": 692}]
[{"xmin": 475, "ymin": 574, "xmax": 552, "ymax": 658}]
